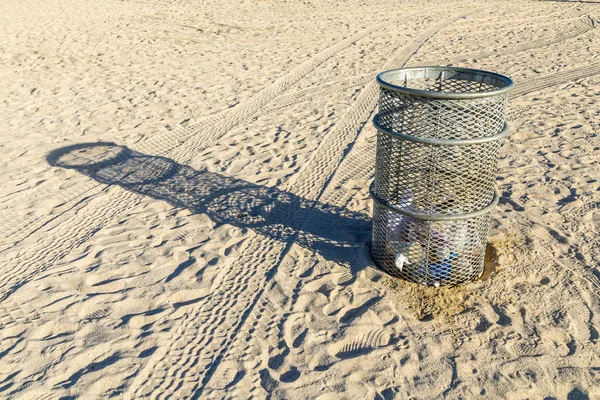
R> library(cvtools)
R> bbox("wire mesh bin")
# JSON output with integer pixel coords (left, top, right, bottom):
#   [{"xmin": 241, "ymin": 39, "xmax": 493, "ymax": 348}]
[{"xmin": 370, "ymin": 66, "xmax": 513, "ymax": 286}]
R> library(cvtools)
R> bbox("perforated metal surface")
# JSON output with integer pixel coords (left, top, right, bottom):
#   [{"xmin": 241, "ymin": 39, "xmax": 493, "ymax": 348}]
[
  {"xmin": 371, "ymin": 66, "xmax": 512, "ymax": 286},
  {"xmin": 372, "ymin": 125, "xmax": 504, "ymax": 215}
]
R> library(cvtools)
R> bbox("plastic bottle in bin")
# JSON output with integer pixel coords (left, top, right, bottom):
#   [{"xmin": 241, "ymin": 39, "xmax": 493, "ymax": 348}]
[
  {"xmin": 426, "ymin": 217, "xmax": 471, "ymax": 284},
  {"xmin": 384, "ymin": 188, "xmax": 422, "ymax": 271},
  {"xmin": 386, "ymin": 211, "xmax": 419, "ymax": 271}
]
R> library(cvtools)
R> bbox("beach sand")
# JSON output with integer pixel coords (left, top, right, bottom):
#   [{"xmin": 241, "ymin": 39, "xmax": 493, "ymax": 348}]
[{"xmin": 1, "ymin": 0, "xmax": 600, "ymax": 398}]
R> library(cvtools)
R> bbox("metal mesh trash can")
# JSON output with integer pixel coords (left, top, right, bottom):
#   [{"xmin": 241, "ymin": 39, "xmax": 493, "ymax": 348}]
[{"xmin": 370, "ymin": 66, "xmax": 513, "ymax": 287}]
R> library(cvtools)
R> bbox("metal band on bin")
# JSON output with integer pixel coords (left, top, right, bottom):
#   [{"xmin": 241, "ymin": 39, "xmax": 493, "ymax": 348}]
[
  {"xmin": 376, "ymin": 66, "xmax": 514, "ymax": 100},
  {"xmin": 369, "ymin": 181, "xmax": 499, "ymax": 221},
  {"xmin": 373, "ymin": 116, "xmax": 509, "ymax": 146}
]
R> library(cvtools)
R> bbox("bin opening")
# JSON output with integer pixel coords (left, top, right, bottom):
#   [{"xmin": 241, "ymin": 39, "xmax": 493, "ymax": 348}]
[{"xmin": 377, "ymin": 66, "xmax": 513, "ymax": 99}]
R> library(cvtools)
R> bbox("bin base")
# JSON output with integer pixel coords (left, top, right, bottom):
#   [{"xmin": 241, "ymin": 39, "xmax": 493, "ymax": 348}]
[{"xmin": 370, "ymin": 184, "xmax": 496, "ymax": 287}]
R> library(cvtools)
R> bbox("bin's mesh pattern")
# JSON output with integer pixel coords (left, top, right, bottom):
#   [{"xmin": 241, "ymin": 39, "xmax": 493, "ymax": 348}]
[
  {"xmin": 378, "ymin": 86, "xmax": 507, "ymax": 141},
  {"xmin": 373, "ymin": 128, "xmax": 501, "ymax": 215},
  {"xmin": 371, "ymin": 201, "xmax": 491, "ymax": 287},
  {"xmin": 372, "ymin": 67, "xmax": 510, "ymax": 286}
]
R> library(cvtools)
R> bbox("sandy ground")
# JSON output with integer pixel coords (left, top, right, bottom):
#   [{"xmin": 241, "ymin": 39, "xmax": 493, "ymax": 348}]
[{"xmin": 1, "ymin": 0, "xmax": 600, "ymax": 398}]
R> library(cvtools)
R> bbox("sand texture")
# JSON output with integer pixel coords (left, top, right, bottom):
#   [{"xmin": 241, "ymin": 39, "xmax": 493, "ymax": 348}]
[{"xmin": 2, "ymin": 0, "xmax": 600, "ymax": 398}]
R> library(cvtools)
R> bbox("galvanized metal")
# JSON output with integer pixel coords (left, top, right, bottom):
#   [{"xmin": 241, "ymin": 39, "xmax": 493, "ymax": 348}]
[
  {"xmin": 371, "ymin": 66, "xmax": 512, "ymax": 287},
  {"xmin": 374, "ymin": 118, "xmax": 510, "ymax": 146}
]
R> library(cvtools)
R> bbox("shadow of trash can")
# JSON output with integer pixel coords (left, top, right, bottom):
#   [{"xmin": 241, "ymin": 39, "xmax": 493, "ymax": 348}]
[{"xmin": 370, "ymin": 66, "xmax": 513, "ymax": 287}]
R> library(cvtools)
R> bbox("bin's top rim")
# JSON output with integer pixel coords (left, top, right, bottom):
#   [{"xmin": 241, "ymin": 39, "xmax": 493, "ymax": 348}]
[{"xmin": 377, "ymin": 66, "xmax": 514, "ymax": 100}]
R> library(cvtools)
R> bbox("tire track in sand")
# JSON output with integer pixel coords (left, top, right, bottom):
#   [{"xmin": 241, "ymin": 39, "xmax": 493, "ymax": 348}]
[
  {"xmin": 510, "ymin": 61, "xmax": 600, "ymax": 99},
  {"xmin": 4, "ymin": 9, "xmax": 593, "ymax": 253},
  {"xmin": 6, "ymin": 3, "xmax": 591, "ymax": 253},
  {"xmin": 259, "ymin": 11, "xmax": 596, "ymax": 118},
  {"xmin": 435, "ymin": 15, "xmax": 595, "ymax": 65},
  {"xmin": 0, "ymin": 9, "xmax": 422, "ymax": 255},
  {"xmin": 0, "ymin": 7, "xmax": 433, "ymax": 299},
  {"xmin": 123, "ymin": 11, "xmax": 470, "ymax": 398},
  {"xmin": 148, "ymin": 8, "xmax": 430, "ymax": 166}
]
